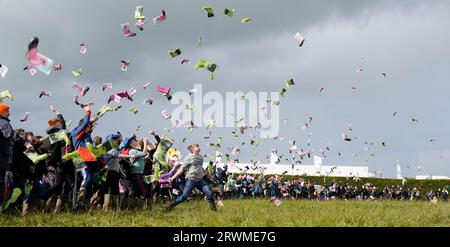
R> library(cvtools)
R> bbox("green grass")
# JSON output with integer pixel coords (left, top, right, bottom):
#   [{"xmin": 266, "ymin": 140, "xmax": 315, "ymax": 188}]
[{"xmin": 1, "ymin": 199, "xmax": 450, "ymax": 226}]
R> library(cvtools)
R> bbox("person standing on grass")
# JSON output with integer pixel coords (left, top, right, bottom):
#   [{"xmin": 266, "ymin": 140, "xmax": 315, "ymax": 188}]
[
  {"xmin": 143, "ymin": 130, "xmax": 161, "ymax": 210},
  {"xmin": 45, "ymin": 109, "xmax": 69, "ymax": 213},
  {"xmin": 0, "ymin": 103, "xmax": 14, "ymax": 209},
  {"xmin": 11, "ymin": 128, "xmax": 34, "ymax": 215},
  {"xmin": 128, "ymin": 136, "xmax": 148, "ymax": 209},
  {"xmin": 167, "ymin": 144, "xmax": 217, "ymax": 211},
  {"xmin": 70, "ymin": 105, "xmax": 98, "ymax": 210},
  {"xmin": 158, "ymin": 163, "xmax": 180, "ymax": 203},
  {"xmin": 269, "ymin": 175, "xmax": 281, "ymax": 199},
  {"xmin": 99, "ymin": 133, "xmax": 123, "ymax": 211}
]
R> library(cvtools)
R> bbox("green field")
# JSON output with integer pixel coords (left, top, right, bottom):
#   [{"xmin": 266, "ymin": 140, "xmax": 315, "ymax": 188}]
[{"xmin": 1, "ymin": 199, "xmax": 449, "ymax": 227}]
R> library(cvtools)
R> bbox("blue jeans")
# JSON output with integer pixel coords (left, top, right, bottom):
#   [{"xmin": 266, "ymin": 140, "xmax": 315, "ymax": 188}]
[
  {"xmin": 80, "ymin": 162, "xmax": 98, "ymax": 199},
  {"xmin": 174, "ymin": 178, "xmax": 214, "ymax": 206}
]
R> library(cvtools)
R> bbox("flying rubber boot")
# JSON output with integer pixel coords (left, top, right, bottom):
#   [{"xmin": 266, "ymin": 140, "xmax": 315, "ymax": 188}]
[
  {"xmin": 134, "ymin": 6, "xmax": 146, "ymax": 20},
  {"xmin": 0, "ymin": 89, "xmax": 14, "ymax": 101}
]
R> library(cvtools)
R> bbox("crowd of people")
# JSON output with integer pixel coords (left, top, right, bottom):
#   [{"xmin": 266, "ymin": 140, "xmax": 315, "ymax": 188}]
[
  {"xmin": 0, "ymin": 103, "xmax": 221, "ymax": 215},
  {"xmin": 0, "ymin": 103, "xmax": 448, "ymax": 216},
  {"xmin": 220, "ymin": 174, "xmax": 449, "ymax": 202}
]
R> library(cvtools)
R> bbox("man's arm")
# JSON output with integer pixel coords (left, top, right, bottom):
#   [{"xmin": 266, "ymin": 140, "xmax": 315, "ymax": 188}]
[
  {"xmin": 143, "ymin": 138, "xmax": 148, "ymax": 155},
  {"xmin": 118, "ymin": 154, "xmax": 135, "ymax": 159},
  {"xmin": 154, "ymin": 135, "xmax": 161, "ymax": 143},
  {"xmin": 169, "ymin": 155, "xmax": 193, "ymax": 182},
  {"xmin": 57, "ymin": 113, "xmax": 66, "ymax": 130},
  {"xmin": 72, "ymin": 108, "xmax": 91, "ymax": 137},
  {"xmin": 149, "ymin": 130, "xmax": 161, "ymax": 143},
  {"xmin": 169, "ymin": 163, "xmax": 181, "ymax": 176},
  {"xmin": 169, "ymin": 166, "xmax": 185, "ymax": 182}
]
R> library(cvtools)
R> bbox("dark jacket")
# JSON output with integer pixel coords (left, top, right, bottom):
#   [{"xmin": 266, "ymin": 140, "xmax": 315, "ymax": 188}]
[
  {"xmin": 32, "ymin": 139, "xmax": 49, "ymax": 178},
  {"xmin": 0, "ymin": 116, "xmax": 13, "ymax": 171},
  {"xmin": 11, "ymin": 135, "xmax": 34, "ymax": 176},
  {"xmin": 45, "ymin": 114, "xmax": 66, "ymax": 168}
]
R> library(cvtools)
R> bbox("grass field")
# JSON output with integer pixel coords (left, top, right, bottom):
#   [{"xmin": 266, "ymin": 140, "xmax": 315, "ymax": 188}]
[{"xmin": 1, "ymin": 199, "xmax": 449, "ymax": 227}]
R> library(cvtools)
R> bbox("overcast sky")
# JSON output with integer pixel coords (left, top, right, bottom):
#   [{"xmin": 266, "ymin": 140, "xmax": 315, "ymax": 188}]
[{"xmin": 1, "ymin": 0, "xmax": 450, "ymax": 178}]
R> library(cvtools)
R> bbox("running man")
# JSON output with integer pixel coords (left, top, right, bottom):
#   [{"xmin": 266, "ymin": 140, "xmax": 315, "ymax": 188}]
[{"xmin": 167, "ymin": 144, "xmax": 216, "ymax": 211}]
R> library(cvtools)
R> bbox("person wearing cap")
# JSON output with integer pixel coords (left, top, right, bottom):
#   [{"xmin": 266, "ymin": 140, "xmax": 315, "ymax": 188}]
[
  {"xmin": 45, "ymin": 109, "xmax": 70, "ymax": 213},
  {"xmin": 0, "ymin": 103, "xmax": 14, "ymax": 208},
  {"xmin": 70, "ymin": 105, "xmax": 98, "ymax": 210}
]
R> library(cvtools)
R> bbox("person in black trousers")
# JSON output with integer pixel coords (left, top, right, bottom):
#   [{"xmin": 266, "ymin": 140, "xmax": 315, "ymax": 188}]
[{"xmin": 44, "ymin": 110, "xmax": 69, "ymax": 213}]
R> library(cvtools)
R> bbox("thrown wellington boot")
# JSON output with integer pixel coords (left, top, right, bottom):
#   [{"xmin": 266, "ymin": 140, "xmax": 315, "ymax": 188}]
[
  {"xmin": 134, "ymin": 6, "xmax": 146, "ymax": 20},
  {"xmin": 0, "ymin": 89, "xmax": 13, "ymax": 101}
]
